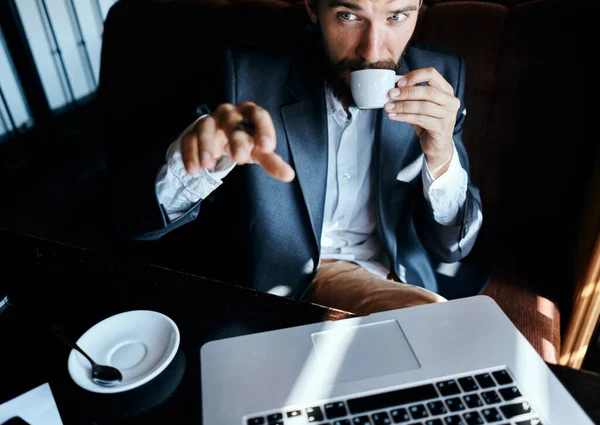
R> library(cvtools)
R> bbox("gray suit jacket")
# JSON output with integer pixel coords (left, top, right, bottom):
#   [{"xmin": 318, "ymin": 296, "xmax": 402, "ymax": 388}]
[{"xmin": 130, "ymin": 31, "xmax": 483, "ymax": 299}]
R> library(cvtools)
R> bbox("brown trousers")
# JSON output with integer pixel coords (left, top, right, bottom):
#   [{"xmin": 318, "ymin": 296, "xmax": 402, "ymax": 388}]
[{"xmin": 303, "ymin": 259, "xmax": 446, "ymax": 315}]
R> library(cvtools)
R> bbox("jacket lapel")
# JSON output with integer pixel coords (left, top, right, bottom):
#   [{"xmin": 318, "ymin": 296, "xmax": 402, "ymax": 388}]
[
  {"xmin": 375, "ymin": 105, "xmax": 420, "ymax": 259},
  {"xmin": 376, "ymin": 55, "xmax": 419, "ymax": 241},
  {"xmin": 280, "ymin": 39, "xmax": 329, "ymax": 248}
]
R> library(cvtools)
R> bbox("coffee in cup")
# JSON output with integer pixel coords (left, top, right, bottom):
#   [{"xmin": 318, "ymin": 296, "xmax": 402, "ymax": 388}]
[{"xmin": 350, "ymin": 69, "xmax": 402, "ymax": 109}]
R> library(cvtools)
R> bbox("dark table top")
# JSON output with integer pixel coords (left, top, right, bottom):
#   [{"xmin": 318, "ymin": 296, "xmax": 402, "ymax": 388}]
[{"xmin": 1, "ymin": 230, "xmax": 599, "ymax": 425}]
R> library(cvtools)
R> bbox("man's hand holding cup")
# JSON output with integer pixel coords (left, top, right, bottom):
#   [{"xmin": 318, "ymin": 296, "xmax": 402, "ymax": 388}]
[{"xmin": 350, "ymin": 67, "xmax": 459, "ymax": 179}]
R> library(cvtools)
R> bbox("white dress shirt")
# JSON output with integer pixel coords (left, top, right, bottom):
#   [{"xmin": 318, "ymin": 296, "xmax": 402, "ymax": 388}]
[{"xmin": 155, "ymin": 86, "xmax": 469, "ymax": 279}]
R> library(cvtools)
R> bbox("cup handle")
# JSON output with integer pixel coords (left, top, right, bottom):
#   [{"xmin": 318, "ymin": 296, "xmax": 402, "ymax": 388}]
[{"xmin": 394, "ymin": 75, "xmax": 404, "ymax": 85}]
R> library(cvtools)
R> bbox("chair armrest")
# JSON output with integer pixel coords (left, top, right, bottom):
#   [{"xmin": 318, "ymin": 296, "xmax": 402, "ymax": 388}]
[{"xmin": 482, "ymin": 276, "xmax": 561, "ymax": 364}]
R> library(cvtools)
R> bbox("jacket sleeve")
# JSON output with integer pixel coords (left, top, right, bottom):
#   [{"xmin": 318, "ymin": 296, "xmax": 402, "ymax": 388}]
[{"xmin": 413, "ymin": 56, "xmax": 483, "ymax": 263}]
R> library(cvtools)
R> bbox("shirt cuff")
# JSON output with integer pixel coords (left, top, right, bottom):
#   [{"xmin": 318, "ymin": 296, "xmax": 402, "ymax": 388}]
[
  {"xmin": 156, "ymin": 134, "xmax": 237, "ymax": 220},
  {"xmin": 167, "ymin": 140, "xmax": 236, "ymax": 200},
  {"xmin": 421, "ymin": 141, "xmax": 468, "ymax": 226}
]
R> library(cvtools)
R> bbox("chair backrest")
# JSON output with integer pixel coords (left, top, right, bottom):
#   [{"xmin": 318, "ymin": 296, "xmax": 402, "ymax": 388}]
[
  {"xmin": 410, "ymin": 0, "xmax": 600, "ymax": 302},
  {"xmin": 98, "ymin": 0, "xmax": 596, "ymax": 305}
]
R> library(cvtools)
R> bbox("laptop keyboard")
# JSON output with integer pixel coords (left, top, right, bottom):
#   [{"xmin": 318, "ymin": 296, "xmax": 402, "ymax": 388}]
[{"xmin": 245, "ymin": 368, "xmax": 544, "ymax": 425}]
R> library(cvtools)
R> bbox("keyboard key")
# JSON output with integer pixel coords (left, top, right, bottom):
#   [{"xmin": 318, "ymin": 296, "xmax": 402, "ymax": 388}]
[
  {"xmin": 462, "ymin": 411, "xmax": 484, "ymax": 425},
  {"xmin": 427, "ymin": 401, "xmax": 447, "ymax": 415},
  {"xmin": 444, "ymin": 415, "xmax": 465, "ymax": 425},
  {"xmin": 425, "ymin": 420, "xmax": 443, "ymax": 425},
  {"xmin": 481, "ymin": 391, "xmax": 501, "ymax": 405},
  {"xmin": 270, "ymin": 422, "xmax": 283, "ymax": 425},
  {"xmin": 481, "ymin": 407, "xmax": 502, "ymax": 422},
  {"xmin": 326, "ymin": 402, "xmax": 348, "ymax": 419},
  {"xmin": 248, "ymin": 418, "xmax": 265, "ymax": 425},
  {"xmin": 333, "ymin": 420, "xmax": 351, "ymax": 425},
  {"xmin": 515, "ymin": 420, "xmax": 542, "ymax": 425},
  {"xmin": 499, "ymin": 401, "xmax": 531, "ymax": 418},
  {"xmin": 463, "ymin": 394, "xmax": 483, "ymax": 409},
  {"xmin": 347, "ymin": 385, "xmax": 438, "ymax": 415},
  {"xmin": 371, "ymin": 411, "xmax": 391, "ymax": 425},
  {"xmin": 492, "ymin": 370, "xmax": 513, "ymax": 385},
  {"xmin": 287, "ymin": 410, "xmax": 302, "ymax": 418},
  {"xmin": 457, "ymin": 377, "xmax": 479, "ymax": 393},
  {"xmin": 436, "ymin": 380, "xmax": 462, "ymax": 396},
  {"xmin": 352, "ymin": 415, "xmax": 371, "ymax": 425},
  {"xmin": 267, "ymin": 413, "xmax": 283, "ymax": 423},
  {"xmin": 389, "ymin": 407, "xmax": 410, "ymax": 423},
  {"xmin": 475, "ymin": 373, "xmax": 496, "ymax": 389},
  {"xmin": 445, "ymin": 397, "xmax": 465, "ymax": 412},
  {"xmin": 306, "ymin": 407, "xmax": 323, "ymax": 422},
  {"xmin": 409, "ymin": 404, "xmax": 428, "ymax": 419},
  {"xmin": 498, "ymin": 386, "xmax": 521, "ymax": 401}
]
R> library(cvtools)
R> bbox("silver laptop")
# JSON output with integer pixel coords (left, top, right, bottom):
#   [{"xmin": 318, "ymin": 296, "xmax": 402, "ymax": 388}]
[{"xmin": 200, "ymin": 295, "xmax": 593, "ymax": 425}]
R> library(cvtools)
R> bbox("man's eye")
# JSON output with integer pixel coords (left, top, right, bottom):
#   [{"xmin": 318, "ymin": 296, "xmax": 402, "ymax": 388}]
[
  {"xmin": 339, "ymin": 12, "xmax": 357, "ymax": 21},
  {"xmin": 389, "ymin": 13, "xmax": 408, "ymax": 22}
]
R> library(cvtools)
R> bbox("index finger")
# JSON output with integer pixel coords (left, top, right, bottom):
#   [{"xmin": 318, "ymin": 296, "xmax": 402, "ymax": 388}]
[
  {"xmin": 237, "ymin": 102, "xmax": 277, "ymax": 152},
  {"xmin": 397, "ymin": 67, "xmax": 454, "ymax": 95},
  {"xmin": 252, "ymin": 150, "xmax": 296, "ymax": 183}
]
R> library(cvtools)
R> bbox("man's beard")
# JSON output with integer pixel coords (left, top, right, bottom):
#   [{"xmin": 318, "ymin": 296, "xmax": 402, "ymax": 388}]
[{"xmin": 323, "ymin": 55, "xmax": 405, "ymax": 108}]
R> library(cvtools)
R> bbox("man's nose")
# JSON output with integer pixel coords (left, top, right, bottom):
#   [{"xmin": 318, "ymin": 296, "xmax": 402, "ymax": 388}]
[{"xmin": 356, "ymin": 24, "xmax": 383, "ymax": 64}]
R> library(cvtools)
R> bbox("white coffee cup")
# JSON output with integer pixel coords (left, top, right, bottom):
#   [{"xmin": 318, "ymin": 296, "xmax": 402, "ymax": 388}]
[{"xmin": 350, "ymin": 69, "xmax": 402, "ymax": 109}]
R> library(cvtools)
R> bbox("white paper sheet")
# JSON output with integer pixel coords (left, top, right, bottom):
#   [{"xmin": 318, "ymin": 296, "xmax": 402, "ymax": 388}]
[{"xmin": 0, "ymin": 383, "xmax": 63, "ymax": 425}]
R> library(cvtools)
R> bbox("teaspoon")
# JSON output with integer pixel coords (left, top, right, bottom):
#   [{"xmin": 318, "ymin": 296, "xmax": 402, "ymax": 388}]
[{"xmin": 53, "ymin": 326, "xmax": 123, "ymax": 387}]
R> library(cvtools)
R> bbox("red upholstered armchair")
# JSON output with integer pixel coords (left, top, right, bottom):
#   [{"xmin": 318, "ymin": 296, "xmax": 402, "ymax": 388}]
[{"xmin": 97, "ymin": 0, "xmax": 598, "ymax": 366}]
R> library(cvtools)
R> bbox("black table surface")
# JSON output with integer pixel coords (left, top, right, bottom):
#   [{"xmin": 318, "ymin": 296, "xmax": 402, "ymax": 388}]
[{"xmin": 1, "ymin": 229, "xmax": 599, "ymax": 425}]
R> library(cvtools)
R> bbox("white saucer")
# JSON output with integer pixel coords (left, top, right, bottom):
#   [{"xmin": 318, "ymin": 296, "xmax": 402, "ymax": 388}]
[{"xmin": 67, "ymin": 310, "xmax": 180, "ymax": 394}]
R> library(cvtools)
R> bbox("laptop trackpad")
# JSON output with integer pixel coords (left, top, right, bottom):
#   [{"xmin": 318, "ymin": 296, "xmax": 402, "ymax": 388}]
[{"xmin": 311, "ymin": 319, "xmax": 420, "ymax": 384}]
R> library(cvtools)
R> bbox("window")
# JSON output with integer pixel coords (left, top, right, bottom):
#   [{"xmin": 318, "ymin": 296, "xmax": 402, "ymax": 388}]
[
  {"xmin": 98, "ymin": 0, "xmax": 116, "ymax": 20},
  {"xmin": 0, "ymin": 27, "xmax": 31, "ymax": 140},
  {"xmin": 12, "ymin": 0, "xmax": 118, "ymax": 111}
]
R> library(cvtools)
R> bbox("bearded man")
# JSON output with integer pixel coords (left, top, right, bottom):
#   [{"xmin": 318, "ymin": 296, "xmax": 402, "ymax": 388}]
[{"xmin": 133, "ymin": 0, "xmax": 483, "ymax": 314}]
